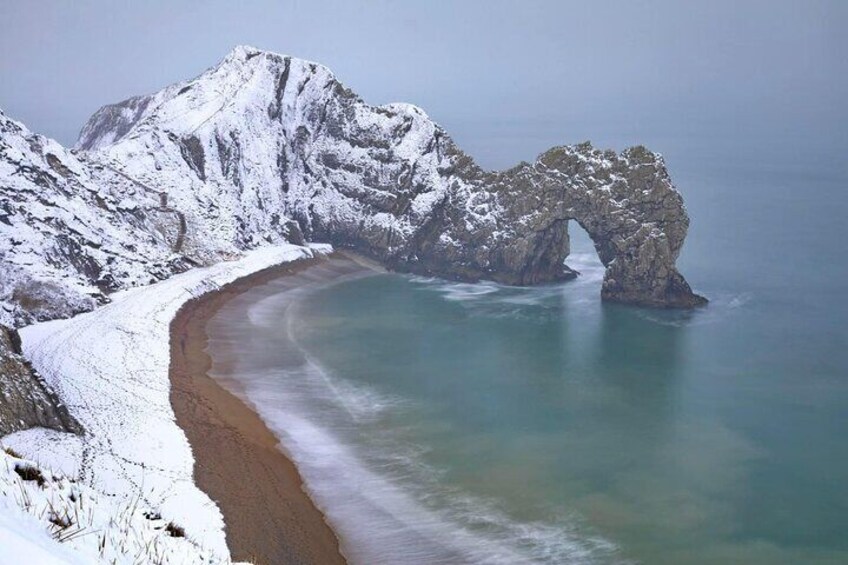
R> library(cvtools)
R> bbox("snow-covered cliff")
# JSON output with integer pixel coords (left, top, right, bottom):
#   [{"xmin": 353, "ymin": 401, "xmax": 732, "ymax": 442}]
[
  {"xmin": 0, "ymin": 110, "xmax": 198, "ymax": 327},
  {"xmin": 77, "ymin": 45, "xmax": 705, "ymax": 308},
  {"xmin": 2, "ymin": 45, "xmax": 704, "ymax": 330}
]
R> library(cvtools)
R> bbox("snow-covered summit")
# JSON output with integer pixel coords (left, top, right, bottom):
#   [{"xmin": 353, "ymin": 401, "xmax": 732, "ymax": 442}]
[{"xmin": 77, "ymin": 45, "xmax": 339, "ymax": 151}]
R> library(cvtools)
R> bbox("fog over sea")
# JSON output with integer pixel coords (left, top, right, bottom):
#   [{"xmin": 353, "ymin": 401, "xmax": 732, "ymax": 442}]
[{"xmin": 205, "ymin": 135, "xmax": 848, "ymax": 564}]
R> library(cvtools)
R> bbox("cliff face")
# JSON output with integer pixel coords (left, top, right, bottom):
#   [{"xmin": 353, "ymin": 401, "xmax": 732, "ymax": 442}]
[
  {"xmin": 78, "ymin": 46, "xmax": 704, "ymax": 307},
  {"xmin": 0, "ymin": 326, "xmax": 81, "ymax": 436},
  {"xmin": 395, "ymin": 143, "xmax": 702, "ymax": 307}
]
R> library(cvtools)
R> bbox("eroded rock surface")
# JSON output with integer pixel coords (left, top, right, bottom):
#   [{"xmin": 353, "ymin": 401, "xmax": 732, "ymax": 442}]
[
  {"xmin": 0, "ymin": 325, "xmax": 81, "ymax": 436},
  {"xmin": 391, "ymin": 143, "xmax": 705, "ymax": 307}
]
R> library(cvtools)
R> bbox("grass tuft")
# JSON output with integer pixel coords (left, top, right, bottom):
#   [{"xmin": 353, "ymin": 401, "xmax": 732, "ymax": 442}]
[
  {"xmin": 164, "ymin": 521, "xmax": 185, "ymax": 538},
  {"xmin": 14, "ymin": 463, "xmax": 46, "ymax": 487},
  {"xmin": 49, "ymin": 511, "xmax": 73, "ymax": 529}
]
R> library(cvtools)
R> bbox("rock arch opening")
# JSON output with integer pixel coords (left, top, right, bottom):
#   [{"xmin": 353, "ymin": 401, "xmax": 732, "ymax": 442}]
[{"xmin": 563, "ymin": 220, "xmax": 606, "ymax": 289}]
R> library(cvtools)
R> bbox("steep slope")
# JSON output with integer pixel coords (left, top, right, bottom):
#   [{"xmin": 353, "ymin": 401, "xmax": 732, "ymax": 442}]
[
  {"xmin": 0, "ymin": 110, "xmax": 200, "ymax": 327},
  {"xmin": 0, "ymin": 325, "xmax": 80, "ymax": 436},
  {"xmin": 78, "ymin": 45, "xmax": 705, "ymax": 307}
]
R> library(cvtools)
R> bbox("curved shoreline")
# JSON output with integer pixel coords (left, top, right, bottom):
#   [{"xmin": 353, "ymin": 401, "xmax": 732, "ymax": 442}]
[{"xmin": 169, "ymin": 255, "xmax": 347, "ymax": 564}]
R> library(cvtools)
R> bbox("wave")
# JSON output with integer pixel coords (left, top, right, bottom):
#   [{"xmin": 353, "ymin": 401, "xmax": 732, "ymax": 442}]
[
  {"xmin": 403, "ymin": 245, "xmax": 755, "ymax": 331},
  {"xmin": 635, "ymin": 291, "xmax": 754, "ymax": 327},
  {"xmin": 565, "ymin": 252, "xmax": 606, "ymax": 285},
  {"xmin": 207, "ymin": 273, "xmax": 621, "ymax": 564},
  {"xmin": 394, "ymin": 252, "xmax": 750, "ymax": 332},
  {"xmin": 230, "ymin": 355, "xmax": 619, "ymax": 564},
  {"xmin": 408, "ymin": 253, "xmax": 606, "ymax": 320}
]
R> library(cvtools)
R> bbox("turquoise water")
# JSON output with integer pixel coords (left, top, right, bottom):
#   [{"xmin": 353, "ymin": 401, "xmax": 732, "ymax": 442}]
[{"xmin": 207, "ymin": 151, "xmax": 848, "ymax": 564}]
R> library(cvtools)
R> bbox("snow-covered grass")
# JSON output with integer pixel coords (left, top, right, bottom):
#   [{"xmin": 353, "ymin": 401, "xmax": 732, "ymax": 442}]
[
  {"xmin": 0, "ymin": 446, "xmax": 222, "ymax": 563},
  {"xmin": 2, "ymin": 243, "xmax": 330, "ymax": 563}
]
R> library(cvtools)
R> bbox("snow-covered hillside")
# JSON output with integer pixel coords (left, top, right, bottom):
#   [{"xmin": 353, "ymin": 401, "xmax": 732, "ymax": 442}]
[
  {"xmin": 78, "ymin": 45, "xmax": 456, "ymax": 270},
  {"xmin": 0, "ymin": 110, "xmax": 198, "ymax": 328}
]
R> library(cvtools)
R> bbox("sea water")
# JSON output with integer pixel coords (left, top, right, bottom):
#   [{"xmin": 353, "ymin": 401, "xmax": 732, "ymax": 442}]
[{"xmin": 205, "ymin": 144, "xmax": 848, "ymax": 564}]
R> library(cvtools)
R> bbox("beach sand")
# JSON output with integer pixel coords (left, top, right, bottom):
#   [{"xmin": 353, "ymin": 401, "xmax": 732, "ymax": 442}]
[{"xmin": 169, "ymin": 255, "xmax": 347, "ymax": 565}]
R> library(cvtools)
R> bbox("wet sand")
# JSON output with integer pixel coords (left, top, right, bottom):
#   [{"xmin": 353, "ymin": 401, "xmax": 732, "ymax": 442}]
[{"xmin": 169, "ymin": 254, "xmax": 347, "ymax": 565}]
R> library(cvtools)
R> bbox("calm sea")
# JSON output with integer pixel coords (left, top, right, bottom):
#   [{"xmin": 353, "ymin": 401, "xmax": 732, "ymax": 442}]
[{"xmin": 206, "ymin": 143, "xmax": 848, "ymax": 564}]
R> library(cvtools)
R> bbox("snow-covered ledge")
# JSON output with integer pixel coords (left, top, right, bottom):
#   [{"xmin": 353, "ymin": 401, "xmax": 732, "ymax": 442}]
[{"xmin": 4, "ymin": 243, "xmax": 330, "ymax": 560}]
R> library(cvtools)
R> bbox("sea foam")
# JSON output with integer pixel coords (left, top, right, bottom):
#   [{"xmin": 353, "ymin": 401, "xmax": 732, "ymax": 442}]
[{"xmin": 206, "ymin": 264, "xmax": 619, "ymax": 564}]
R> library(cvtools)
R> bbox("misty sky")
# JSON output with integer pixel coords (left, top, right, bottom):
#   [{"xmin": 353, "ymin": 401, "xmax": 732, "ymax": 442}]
[{"xmin": 1, "ymin": 0, "xmax": 845, "ymax": 170}]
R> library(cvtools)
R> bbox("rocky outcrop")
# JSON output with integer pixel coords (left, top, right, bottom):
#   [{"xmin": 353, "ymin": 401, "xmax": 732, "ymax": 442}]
[
  {"xmin": 374, "ymin": 143, "xmax": 705, "ymax": 307},
  {"xmin": 0, "ymin": 325, "xmax": 81, "ymax": 436},
  {"xmin": 77, "ymin": 46, "xmax": 704, "ymax": 307}
]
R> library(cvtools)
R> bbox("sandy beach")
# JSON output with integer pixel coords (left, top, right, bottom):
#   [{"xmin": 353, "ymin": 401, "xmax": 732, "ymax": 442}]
[{"xmin": 169, "ymin": 255, "xmax": 347, "ymax": 565}]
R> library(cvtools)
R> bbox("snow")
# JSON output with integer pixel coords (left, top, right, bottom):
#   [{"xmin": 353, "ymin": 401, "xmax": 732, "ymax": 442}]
[
  {"xmin": 0, "ymin": 447, "xmax": 224, "ymax": 563},
  {"xmin": 5, "ymin": 243, "xmax": 330, "ymax": 562},
  {"xmin": 0, "ymin": 501, "xmax": 89, "ymax": 565},
  {"xmin": 72, "ymin": 44, "xmax": 470, "ymax": 271}
]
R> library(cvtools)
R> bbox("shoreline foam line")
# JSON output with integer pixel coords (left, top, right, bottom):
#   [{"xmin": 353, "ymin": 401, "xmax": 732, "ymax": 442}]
[
  {"xmin": 170, "ymin": 253, "xmax": 348, "ymax": 564},
  {"xmin": 10, "ymin": 243, "xmax": 332, "ymax": 561},
  {"xmin": 209, "ymin": 266, "xmax": 618, "ymax": 564}
]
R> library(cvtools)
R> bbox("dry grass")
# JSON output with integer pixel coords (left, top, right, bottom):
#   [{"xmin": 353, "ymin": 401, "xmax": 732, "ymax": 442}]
[
  {"xmin": 164, "ymin": 521, "xmax": 185, "ymax": 538},
  {"xmin": 14, "ymin": 463, "xmax": 46, "ymax": 487},
  {"xmin": 2, "ymin": 452, "xmax": 225, "ymax": 563}
]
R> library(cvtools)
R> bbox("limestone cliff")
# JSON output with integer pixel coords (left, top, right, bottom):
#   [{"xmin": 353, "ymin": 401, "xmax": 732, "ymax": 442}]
[{"xmin": 79, "ymin": 46, "xmax": 704, "ymax": 307}]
